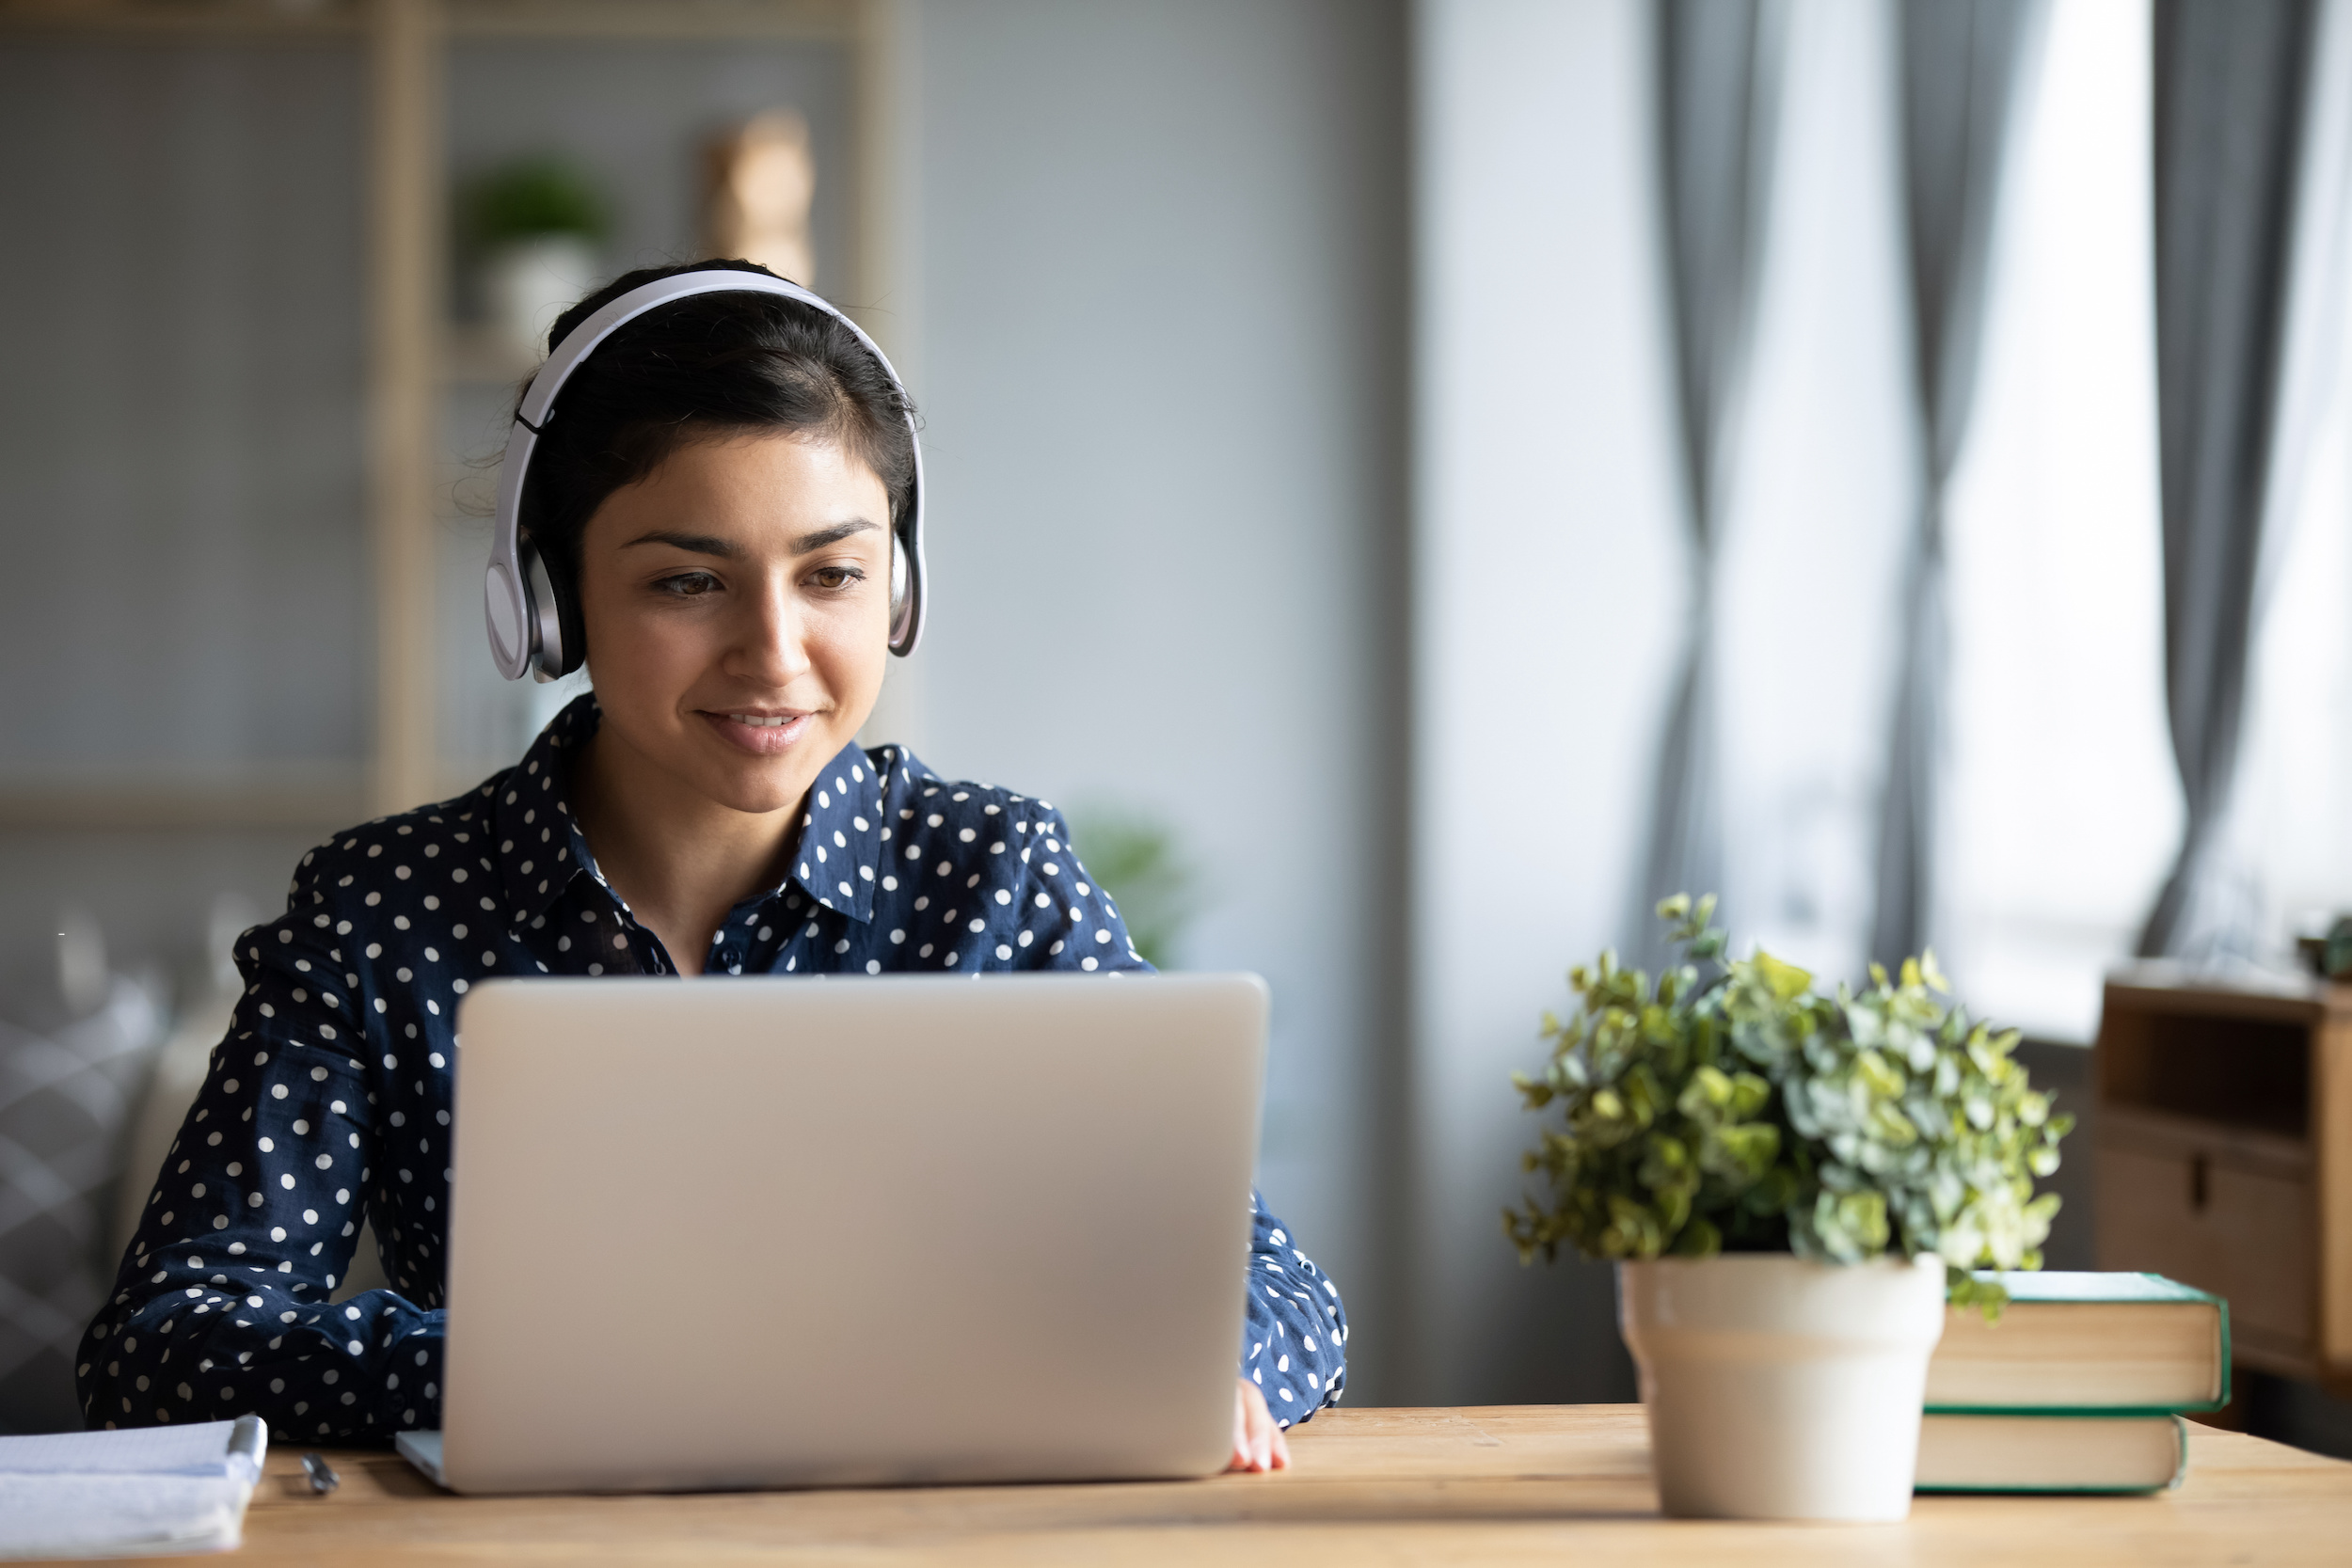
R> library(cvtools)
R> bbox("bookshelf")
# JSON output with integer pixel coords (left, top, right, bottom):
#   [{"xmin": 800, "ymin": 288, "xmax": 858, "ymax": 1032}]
[
  {"xmin": 2093, "ymin": 964, "xmax": 2352, "ymax": 1389},
  {"xmin": 0, "ymin": 0, "xmax": 906, "ymax": 828}
]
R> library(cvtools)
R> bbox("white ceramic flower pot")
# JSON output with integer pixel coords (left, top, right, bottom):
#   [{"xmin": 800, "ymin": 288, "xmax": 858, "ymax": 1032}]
[
  {"xmin": 483, "ymin": 235, "xmax": 601, "ymax": 361},
  {"xmin": 1618, "ymin": 1252, "xmax": 1946, "ymax": 1522}
]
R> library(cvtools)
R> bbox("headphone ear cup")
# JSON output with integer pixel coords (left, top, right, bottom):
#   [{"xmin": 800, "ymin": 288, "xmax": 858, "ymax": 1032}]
[
  {"xmin": 547, "ymin": 552, "xmax": 586, "ymax": 679},
  {"xmin": 524, "ymin": 543, "xmax": 586, "ymax": 681},
  {"xmin": 888, "ymin": 530, "xmax": 908, "ymax": 625}
]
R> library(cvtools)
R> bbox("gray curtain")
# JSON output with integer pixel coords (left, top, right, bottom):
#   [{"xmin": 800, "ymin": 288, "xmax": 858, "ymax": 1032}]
[
  {"xmin": 1634, "ymin": 0, "xmax": 1785, "ymax": 967},
  {"xmin": 1868, "ymin": 0, "xmax": 2042, "ymax": 972},
  {"xmin": 2137, "ymin": 0, "xmax": 2319, "ymax": 960}
]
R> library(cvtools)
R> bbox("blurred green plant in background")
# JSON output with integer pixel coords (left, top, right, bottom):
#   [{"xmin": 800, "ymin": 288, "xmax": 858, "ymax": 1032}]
[
  {"xmin": 459, "ymin": 154, "xmax": 613, "ymax": 251},
  {"xmin": 1064, "ymin": 808, "xmax": 1195, "ymax": 970}
]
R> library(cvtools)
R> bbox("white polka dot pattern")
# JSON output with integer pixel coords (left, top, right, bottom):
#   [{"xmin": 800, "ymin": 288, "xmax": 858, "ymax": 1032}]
[
  {"xmin": 74, "ymin": 695, "xmax": 1347, "ymax": 1437},
  {"xmin": 1241, "ymin": 1191, "xmax": 1348, "ymax": 1426}
]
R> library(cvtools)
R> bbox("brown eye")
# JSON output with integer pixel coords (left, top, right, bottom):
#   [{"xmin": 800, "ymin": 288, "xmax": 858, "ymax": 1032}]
[{"xmin": 656, "ymin": 572, "xmax": 719, "ymax": 597}]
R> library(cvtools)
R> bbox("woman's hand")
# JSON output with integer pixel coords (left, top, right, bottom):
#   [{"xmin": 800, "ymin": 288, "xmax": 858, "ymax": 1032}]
[{"xmin": 1229, "ymin": 1377, "xmax": 1292, "ymax": 1473}]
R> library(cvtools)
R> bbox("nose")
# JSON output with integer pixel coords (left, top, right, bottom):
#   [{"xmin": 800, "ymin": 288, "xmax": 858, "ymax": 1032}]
[{"xmin": 724, "ymin": 568, "xmax": 812, "ymax": 690}]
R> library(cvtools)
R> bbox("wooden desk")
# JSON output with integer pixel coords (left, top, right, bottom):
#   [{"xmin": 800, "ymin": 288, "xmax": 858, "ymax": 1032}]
[{"xmin": 167, "ymin": 1405, "xmax": 2352, "ymax": 1565}]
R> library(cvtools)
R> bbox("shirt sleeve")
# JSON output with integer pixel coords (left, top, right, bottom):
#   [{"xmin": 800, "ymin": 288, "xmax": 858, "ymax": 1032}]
[
  {"xmin": 1239, "ymin": 1191, "xmax": 1348, "ymax": 1426},
  {"xmin": 75, "ymin": 849, "xmax": 442, "ymax": 1440},
  {"xmin": 1008, "ymin": 805, "xmax": 1149, "ymax": 974}
]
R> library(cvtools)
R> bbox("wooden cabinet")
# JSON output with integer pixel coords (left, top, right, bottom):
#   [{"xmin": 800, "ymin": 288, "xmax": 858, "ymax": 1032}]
[{"xmin": 2094, "ymin": 966, "xmax": 2352, "ymax": 1384}]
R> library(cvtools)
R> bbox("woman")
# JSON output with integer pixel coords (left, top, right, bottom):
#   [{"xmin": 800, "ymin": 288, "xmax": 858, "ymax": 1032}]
[{"xmin": 75, "ymin": 261, "xmax": 1346, "ymax": 1473}]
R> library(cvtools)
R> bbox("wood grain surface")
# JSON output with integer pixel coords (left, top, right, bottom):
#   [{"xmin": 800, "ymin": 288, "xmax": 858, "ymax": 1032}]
[{"xmin": 77, "ymin": 1405, "xmax": 2352, "ymax": 1566}]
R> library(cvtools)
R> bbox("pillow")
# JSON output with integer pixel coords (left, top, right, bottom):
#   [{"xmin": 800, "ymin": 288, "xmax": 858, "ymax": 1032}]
[{"xmin": 0, "ymin": 978, "xmax": 164, "ymax": 1433}]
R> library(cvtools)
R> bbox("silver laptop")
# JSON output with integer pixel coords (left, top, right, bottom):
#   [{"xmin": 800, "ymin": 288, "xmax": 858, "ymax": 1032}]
[{"xmin": 397, "ymin": 973, "xmax": 1267, "ymax": 1495}]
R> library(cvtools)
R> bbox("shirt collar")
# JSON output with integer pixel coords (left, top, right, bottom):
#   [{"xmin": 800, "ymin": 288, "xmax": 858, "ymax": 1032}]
[
  {"xmin": 495, "ymin": 692, "xmax": 601, "ymax": 928},
  {"xmin": 493, "ymin": 694, "xmax": 886, "ymax": 928},
  {"xmin": 786, "ymin": 741, "xmax": 887, "ymax": 924}
]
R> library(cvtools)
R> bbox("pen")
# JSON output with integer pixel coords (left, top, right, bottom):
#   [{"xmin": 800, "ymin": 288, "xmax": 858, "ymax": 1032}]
[{"xmin": 300, "ymin": 1452, "xmax": 340, "ymax": 1495}]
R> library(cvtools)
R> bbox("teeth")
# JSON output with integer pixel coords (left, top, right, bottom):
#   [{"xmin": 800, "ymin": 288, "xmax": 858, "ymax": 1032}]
[{"xmin": 728, "ymin": 713, "xmax": 794, "ymax": 728}]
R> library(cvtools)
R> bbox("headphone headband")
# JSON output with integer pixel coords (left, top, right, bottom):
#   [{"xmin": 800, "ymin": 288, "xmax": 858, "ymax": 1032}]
[{"xmin": 485, "ymin": 269, "xmax": 928, "ymax": 682}]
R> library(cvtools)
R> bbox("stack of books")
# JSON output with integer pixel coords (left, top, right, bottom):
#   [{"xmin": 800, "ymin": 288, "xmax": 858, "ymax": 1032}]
[{"xmin": 1915, "ymin": 1272, "xmax": 2229, "ymax": 1494}]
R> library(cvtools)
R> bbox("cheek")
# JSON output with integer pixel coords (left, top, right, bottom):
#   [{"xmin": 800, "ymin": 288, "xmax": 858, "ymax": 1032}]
[
  {"xmin": 804, "ymin": 599, "xmax": 892, "ymax": 694},
  {"xmin": 580, "ymin": 580, "xmax": 710, "ymax": 692}
]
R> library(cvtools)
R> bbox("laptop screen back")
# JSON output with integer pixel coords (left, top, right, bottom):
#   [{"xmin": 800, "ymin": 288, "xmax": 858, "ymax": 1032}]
[{"xmin": 437, "ymin": 973, "xmax": 1266, "ymax": 1493}]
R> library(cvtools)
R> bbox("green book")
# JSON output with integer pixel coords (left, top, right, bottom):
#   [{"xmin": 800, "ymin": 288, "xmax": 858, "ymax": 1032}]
[
  {"xmin": 1924, "ymin": 1272, "xmax": 2230, "ymax": 1415},
  {"xmin": 1915, "ymin": 1413, "xmax": 2187, "ymax": 1495}
]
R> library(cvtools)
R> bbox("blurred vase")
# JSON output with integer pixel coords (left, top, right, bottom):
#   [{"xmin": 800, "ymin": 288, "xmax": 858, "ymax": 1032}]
[
  {"xmin": 1618, "ymin": 1252, "xmax": 1947, "ymax": 1521},
  {"xmin": 704, "ymin": 109, "xmax": 817, "ymax": 286},
  {"xmin": 483, "ymin": 235, "xmax": 600, "ymax": 361}
]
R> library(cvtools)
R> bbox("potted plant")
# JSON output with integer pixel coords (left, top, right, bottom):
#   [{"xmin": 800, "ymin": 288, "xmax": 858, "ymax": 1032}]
[
  {"xmin": 460, "ymin": 155, "xmax": 613, "ymax": 362},
  {"xmin": 1506, "ymin": 895, "xmax": 2071, "ymax": 1521},
  {"xmin": 1064, "ymin": 807, "xmax": 1194, "ymax": 969}
]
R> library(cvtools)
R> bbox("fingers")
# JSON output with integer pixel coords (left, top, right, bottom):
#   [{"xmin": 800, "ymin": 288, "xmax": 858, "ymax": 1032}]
[{"xmin": 1227, "ymin": 1377, "xmax": 1286, "ymax": 1474}]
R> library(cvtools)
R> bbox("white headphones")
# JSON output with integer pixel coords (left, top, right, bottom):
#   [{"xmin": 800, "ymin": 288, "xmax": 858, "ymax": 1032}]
[{"xmin": 485, "ymin": 269, "xmax": 928, "ymax": 682}]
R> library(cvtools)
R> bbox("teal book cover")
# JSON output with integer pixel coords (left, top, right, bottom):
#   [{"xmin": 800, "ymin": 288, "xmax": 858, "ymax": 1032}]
[{"xmin": 1923, "ymin": 1272, "xmax": 2231, "ymax": 1417}]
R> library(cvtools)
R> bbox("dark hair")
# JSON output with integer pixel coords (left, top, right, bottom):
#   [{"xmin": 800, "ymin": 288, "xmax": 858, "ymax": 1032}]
[{"xmin": 516, "ymin": 259, "xmax": 916, "ymax": 597}]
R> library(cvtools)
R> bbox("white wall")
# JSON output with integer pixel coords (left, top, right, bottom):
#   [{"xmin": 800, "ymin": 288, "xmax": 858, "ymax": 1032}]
[
  {"xmin": 898, "ymin": 0, "xmax": 1693, "ymax": 1405},
  {"xmin": 1408, "ymin": 0, "xmax": 1685, "ymax": 1402},
  {"xmin": 892, "ymin": 0, "xmax": 1414, "ymax": 1397}
]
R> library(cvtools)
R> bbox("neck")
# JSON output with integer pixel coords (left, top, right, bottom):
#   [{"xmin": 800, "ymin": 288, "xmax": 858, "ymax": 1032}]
[{"xmin": 570, "ymin": 727, "xmax": 803, "ymax": 976}]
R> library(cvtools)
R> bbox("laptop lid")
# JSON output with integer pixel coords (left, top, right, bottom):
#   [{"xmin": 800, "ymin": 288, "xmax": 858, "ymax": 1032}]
[{"xmin": 437, "ymin": 973, "xmax": 1267, "ymax": 1494}]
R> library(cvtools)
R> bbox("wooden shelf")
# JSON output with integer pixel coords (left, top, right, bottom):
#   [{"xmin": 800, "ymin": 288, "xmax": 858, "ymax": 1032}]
[
  {"xmin": 0, "ymin": 0, "xmax": 360, "ymax": 38},
  {"xmin": 2102, "ymin": 1101, "xmax": 2310, "ymax": 1180},
  {"xmin": 441, "ymin": 325, "xmax": 538, "ymax": 388},
  {"xmin": 0, "ymin": 761, "xmax": 555, "ymax": 831},
  {"xmin": 447, "ymin": 0, "xmax": 850, "ymax": 41},
  {"xmin": 0, "ymin": 774, "xmax": 367, "ymax": 832},
  {"xmin": 0, "ymin": 0, "xmax": 850, "ymax": 40},
  {"xmin": 2094, "ymin": 971, "xmax": 2352, "ymax": 1389},
  {"xmin": 2104, "ymin": 958, "xmax": 2351, "ymax": 1023}
]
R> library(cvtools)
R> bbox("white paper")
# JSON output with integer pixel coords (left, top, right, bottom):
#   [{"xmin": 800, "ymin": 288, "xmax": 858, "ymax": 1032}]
[{"xmin": 0, "ymin": 1418, "xmax": 266, "ymax": 1560}]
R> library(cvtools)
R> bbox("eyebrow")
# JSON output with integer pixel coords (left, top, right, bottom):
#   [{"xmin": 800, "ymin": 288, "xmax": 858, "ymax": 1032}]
[
  {"xmin": 787, "ymin": 519, "xmax": 881, "ymax": 553},
  {"xmin": 620, "ymin": 520, "xmax": 880, "ymax": 558}
]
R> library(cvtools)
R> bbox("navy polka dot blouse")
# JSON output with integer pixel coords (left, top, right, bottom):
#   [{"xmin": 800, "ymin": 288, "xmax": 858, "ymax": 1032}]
[{"xmin": 76, "ymin": 695, "xmax": 1348, "ymax": 1440}]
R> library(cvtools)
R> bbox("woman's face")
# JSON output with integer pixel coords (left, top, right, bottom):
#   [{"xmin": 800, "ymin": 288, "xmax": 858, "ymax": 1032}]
[{"xmin": 573, "ymin": 430, "xmax": 894, "ymax": 816}]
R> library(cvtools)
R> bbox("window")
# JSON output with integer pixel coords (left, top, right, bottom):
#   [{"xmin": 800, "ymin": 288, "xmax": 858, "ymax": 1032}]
[{"xmin": 1942, "ymin": 0, "xmax": 2180, "ymax": 1041}]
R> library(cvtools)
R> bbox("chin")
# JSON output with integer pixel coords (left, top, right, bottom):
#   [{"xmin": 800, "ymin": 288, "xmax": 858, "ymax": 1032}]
[{"xmin": 701, "ymin": 756, "xmax": 818, "ymax": 817}]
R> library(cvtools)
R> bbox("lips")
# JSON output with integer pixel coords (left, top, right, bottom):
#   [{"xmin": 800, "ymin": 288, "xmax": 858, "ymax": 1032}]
[{"xmin": 699, "ymin": 709, "xmax": 813, "ymax": 756}]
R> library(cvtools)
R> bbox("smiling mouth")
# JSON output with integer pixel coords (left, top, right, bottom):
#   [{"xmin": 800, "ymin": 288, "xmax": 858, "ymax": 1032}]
[{"xmin": 700, "ymin": 708, "xmax": 813, "ymax": 754}]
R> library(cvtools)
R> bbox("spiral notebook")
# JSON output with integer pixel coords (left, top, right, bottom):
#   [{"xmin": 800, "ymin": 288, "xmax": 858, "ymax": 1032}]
[{"xmin": 0, "ymin": 1416, "xmax": 267, "ymax": 1560}]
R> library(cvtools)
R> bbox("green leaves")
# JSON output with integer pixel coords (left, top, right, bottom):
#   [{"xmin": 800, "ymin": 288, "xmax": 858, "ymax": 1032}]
[
  {"xmin": 460, "ymin": 156, "xmax": 612, "ymax": 248},
  {"xmin": 1061, "ymin": 809, "xmax": 1195, "ymax": 969},
  {"xmin": 1504, "ymin": 895, "xmax": 2074, "ymax": 1313},
  {"xmin": 1755, "ymin": 950, "xmax": 1814, "ymax": 1002}
]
